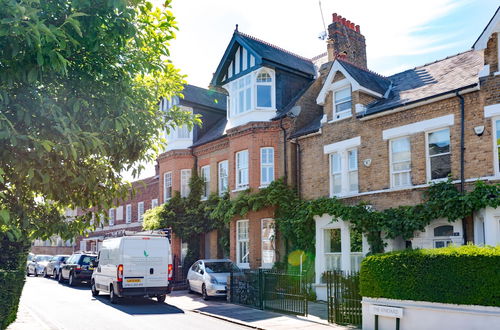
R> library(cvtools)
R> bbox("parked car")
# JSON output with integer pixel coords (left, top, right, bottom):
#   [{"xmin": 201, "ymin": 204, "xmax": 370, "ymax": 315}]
[
  {"xmin": 91, "ymin": 235, "xmax": 173, "ymax": 304},
  {"xmin": 58, "ymin": 253, "xmax": 97, "ymax": 286},
  {"xmin": 186, "ymin": 259, "xmax": 239, "ymax": 300},
  {"xmin": 43, "ymin": 255, "xmax": 69, "ymax": 279},
  {"xmin": 27, "ymin": 253, "xmax": 34, "ymax": 266},
  {"xmin": 26, "ymin": 255, "xmax": 53, "ymax": 277}
]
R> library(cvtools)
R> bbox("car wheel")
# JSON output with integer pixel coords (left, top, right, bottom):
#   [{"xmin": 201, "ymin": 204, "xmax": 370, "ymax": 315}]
[
  {"xmin": 33, "ymin": 269, "xmax": 38, "ymax": 277},
  {"xmin": 53, "ymin": 270, "xmax": 57, "ymax": 279},
  {"xmin": 202, "ymin": 284, "xmax": 209, "ymax": 301},
  {"xmin": 58, "ymin": 271, "xmax": 64, "ymax": 283},
  {"xmin": 43, "ymin": 269, "xmax": 48, "ymax": 278},
  {"xmin": 69, "ymin": 273, "xmax": 77, "ymax": 287},
  {"xmin": 156, "ymin": 294, "xmax": 166, "ymax": 303},
  {"xmin": 26, "ymin": 268, "xmax": 30, "ymax": 277},
  {"xmin": 91, "ymin": 281, "xmax": 99, "ymax": 297},
  {"xmin": 187, "ymin": 280, "xmax": 194, "ymax": 294},
  {"xmin": 109, "ymin": 285, "xmax": 119, "ymax": 304}
]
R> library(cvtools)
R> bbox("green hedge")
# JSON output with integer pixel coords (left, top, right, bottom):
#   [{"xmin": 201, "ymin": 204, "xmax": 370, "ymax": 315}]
[
  {"xmin": 0, "ymin": 238, "xmax": 30, "ymax": 330},
  {"xmin": 360, "ymin": 245, "xmax": 500, "ymax": 307}
]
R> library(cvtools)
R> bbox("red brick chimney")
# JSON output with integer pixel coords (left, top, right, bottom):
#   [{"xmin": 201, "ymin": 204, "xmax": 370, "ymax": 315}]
[{"xmin": 327, "ymin": 13, "xmax": 367, "ymax": 69}]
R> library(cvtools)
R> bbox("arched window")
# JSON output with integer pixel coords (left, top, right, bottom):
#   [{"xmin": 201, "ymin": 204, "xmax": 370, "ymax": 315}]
[
  {"xmin": 256, "ymin": 71, "xmax": 273, "ymax": 108},
  {"xmin": 434, "ymin": 225, "xmax": 453, "ymax": 237}
]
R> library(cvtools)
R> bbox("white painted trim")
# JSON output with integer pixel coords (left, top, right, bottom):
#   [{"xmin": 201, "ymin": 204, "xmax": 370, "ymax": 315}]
[
  {"xmin": 382, "ymin": 115, "xmax": 454, "ymax": 140},
  {"xmin": 479, "ymin": 64, "xmax": 491, "ymax": 78},
  {"xmin": 484, "ymin": 103, "xmax": 500, "ymax": 118},
  {"xmin": 360, "ymin": 86, "xmax": 479, "ymax": 121},
  {"xmin": 493, "ymin": 116, "xmax": 500, "ymax": 177},
  {"xmin": 473, "ymin": 11, "xmax": 500, "ymax": 50},
  {"xmin": 316, "ymin": 61, "xmax": 383, "ymax": 105},
  {"xmin": 389, "ymin": 137, "xmax": 413, "ymax": 189},
  {"xmin": 323, "ymin": 136, "xmax": 361, "ymax": 154},
  {"xmin": 236, "ymin": 219, "xmax": 250, "ymax": 269},
  {"xmin": 425, "ymin": 127, "xmax": 451, "ymax": 183}
]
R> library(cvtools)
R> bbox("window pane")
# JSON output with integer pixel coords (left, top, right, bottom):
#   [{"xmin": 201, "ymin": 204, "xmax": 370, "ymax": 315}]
[
  {"xmin": 336, "ymin": 100, "xmax": 352, "ymax": 113},
  {"xmin": 238, "ymin": 90, "xmax": 244, "ymax": 113},
  {"xmin": 333, "ymin": 174, "xmax": 342, "ymax": 194},
  {"xmin": 392, "ymin": 138, "xmax": 411, "ymax": 162},
  {"xmin": 245, "ymin": 87, "xmax": 251, "ymax": 111},
  {"xmin": 430, "ymin": 154, "xmax": 451, "ymax": 179},
  {"xmin": 257, "ymin": 85, "xmax": 272, "ymax": 107},
  {"xmin": 349, "ymin": 170, "xmax": 358, "ymax": 192},
  {"xmin": 257, "ymin": 72, "xmax": 272, "ymax": 82},
  {"xmin": 325, "ymin": 229, "xmax": 341, "ymax": 253},
  {"xmin": 428, "ymin": 129, "xmax": 450, "ymax": 155},
  {"xmin": 348, "ymin": 150, "xmax": 357, "ymax": 170},
  {"xmin": 335, "ymin": 88, "xmax": 350, "ymax": 102},
  {"xmin": 434, "ymin": 225, "xmax": 454, "ymax": 237},
  {"xmin": 393, "ymin": 161, "xmax": 411, "ymax": 171},
  {"xmin": 330, "ymin": 153, "xmax": 341, "ymax": 173}
]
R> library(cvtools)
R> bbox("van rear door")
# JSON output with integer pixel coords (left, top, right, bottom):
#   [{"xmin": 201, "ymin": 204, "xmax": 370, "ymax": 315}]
[
  {"xmin": 144, "ymin": 237, "xmax": 169, "ymax": 288},
  {"xmin": 122, "ymin": 238, "xmax": 147, "ymax": 288}
]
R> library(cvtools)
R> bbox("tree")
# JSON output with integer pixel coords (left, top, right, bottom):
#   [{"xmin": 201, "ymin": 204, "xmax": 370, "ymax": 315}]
[{"xmin": 0, "ymin": 1, "xmax": 198, "ymax": 327}]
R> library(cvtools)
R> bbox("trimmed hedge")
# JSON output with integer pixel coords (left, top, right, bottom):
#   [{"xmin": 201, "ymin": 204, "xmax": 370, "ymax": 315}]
[
  {"xmin": 0, "ymin": 238, "xmax": 30, "ymax": 330},
  {"xmin": 360, "ymin": 245, "xmax": 500, "ymax": 307}
]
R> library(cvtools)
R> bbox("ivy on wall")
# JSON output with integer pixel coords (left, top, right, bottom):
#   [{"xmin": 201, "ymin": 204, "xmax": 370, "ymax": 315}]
[{"xmin": 145, "ymin": 175, "xmax": 500, "ymax": 260}]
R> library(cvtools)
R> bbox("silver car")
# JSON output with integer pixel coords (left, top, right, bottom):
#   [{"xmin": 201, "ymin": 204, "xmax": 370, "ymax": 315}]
[
  {"xmin": 26, "ymin": 255, "xmax": 52, "ymax": 277},
  {"xmin": 186, "ymin": 259, "xmax": 239, "ymax": 300}
]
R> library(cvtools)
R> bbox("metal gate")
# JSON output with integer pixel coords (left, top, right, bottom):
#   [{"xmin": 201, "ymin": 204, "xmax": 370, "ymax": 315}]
[
  {"xmin": 229, "ymin": 269, "xmax": 308, "ymax": 316},
  {"xmin": 326, "ymin": 270, "xmax": 362, "ymax": 327}
]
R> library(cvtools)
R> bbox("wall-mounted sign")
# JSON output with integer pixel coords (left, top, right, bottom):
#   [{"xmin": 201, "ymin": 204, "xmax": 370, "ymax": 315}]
[{"xmin": 371, "ymin": 305, "xmax": 403, "ymax": 318}]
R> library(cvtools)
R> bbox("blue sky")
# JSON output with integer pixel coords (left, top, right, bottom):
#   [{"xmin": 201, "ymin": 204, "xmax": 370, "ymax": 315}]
[{"xmin": 129, "ymin": 0, "xmax": 498, "ymax": 180}]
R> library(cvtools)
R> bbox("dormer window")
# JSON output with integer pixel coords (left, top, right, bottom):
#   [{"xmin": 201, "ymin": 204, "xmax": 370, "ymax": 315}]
[
  {"xmin": 256, "ymin": 72, "xmax": 273, "ymax": 108},
  {"xmin": 163, "ymin": 104, "xmax": 193, "ymax": 151},
  {"xmin": 333, "ymin": 87, "xmax": 352, "ymax": 120}
]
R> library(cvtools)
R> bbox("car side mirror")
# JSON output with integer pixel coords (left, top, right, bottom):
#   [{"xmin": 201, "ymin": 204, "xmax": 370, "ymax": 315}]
[
  {"xmin": 91, "ymin": 260, "xmax": 98, "ymax": 267},
  {"xmin": 200, "ymin": 270, "xmax": 204, "ymax": 275}
]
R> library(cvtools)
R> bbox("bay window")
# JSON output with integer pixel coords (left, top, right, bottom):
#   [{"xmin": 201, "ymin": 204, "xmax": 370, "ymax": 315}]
[
  {"xmin": 180, "ymin": 169, "xmax": 191, "ymax": 197},
  {"xmin": 256, "ymin": 72, "xmax": 272, "ymax": 108},
  {"xmin": 390, "ymin": 137, "xmax": 412, "ymax": 187},
  {"xmin": 236, "ymin": 150, "xmax": 249, "ymax": 189},
  {"xmin": 427, "ymin": 128, "xmax": 451, "ymax": 180},
  {"xmin": 260, "ymin": 147, "xmax": 274, "ymax": 186}
]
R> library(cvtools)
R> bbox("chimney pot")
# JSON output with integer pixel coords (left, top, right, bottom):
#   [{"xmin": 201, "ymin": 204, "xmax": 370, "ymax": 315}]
[
  {"xmin": 346, "ymin": 20, "xmax": 351, "ymax": 27},
  {"xmin": 350, "ymin": 22, "xmax": 355, "ymax": 30},
  {"xmin": 355, "ymin": 25, "xmax": 360, "ymax": 33},
  {"xmin": 341, "ymin": 18, "xmax": 347, "ymax": 26},
  {"xmin": 332, "ymin": 13, "xmax": 338, "ymax": 22}
]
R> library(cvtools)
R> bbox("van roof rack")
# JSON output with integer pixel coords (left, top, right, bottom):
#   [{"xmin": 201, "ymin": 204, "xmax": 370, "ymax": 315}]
[{"xmin": 103, "ymin": 228, "xmax": 172, "ymax": 242}]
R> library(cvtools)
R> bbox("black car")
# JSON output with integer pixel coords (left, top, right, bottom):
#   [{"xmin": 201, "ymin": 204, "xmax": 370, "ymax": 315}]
[
  {"xmin": 58, "ymin": 253, "xmax": 97, "ymax": 286},
  {"xmin": 44, "ymin": 255, "xmax": 69, "ymax": 279}
]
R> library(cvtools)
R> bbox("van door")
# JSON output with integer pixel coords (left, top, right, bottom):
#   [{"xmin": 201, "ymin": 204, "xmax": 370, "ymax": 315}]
[
  {"xmin": 144, "ymin": 237, "xmax": 169, "ymax": 288},
  {"xmin": 122, "ymin": 238, "xmax": 147, "ymax": 289}
]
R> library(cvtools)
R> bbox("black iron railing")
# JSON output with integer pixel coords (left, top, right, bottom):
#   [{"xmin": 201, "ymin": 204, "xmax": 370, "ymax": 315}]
[{"xmin": 325, "ymin": 270, "xmax": 362, "ymax": 327}]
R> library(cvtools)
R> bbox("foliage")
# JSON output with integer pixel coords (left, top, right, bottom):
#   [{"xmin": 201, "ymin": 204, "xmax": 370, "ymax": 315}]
[
  {"xmin": 198, "ymin": 179, "xmax": 500, "ymax": 255},
  {"xmin": 359, "ymin": 245, "xmax": 500, "ymax": 307},
  {"xmin": 143, "ymin": 171, "xmax": 229, "ymax": 272},
  {"xmin": 0, "ymin": 0, "xmax": 199, "ymax": 244}
]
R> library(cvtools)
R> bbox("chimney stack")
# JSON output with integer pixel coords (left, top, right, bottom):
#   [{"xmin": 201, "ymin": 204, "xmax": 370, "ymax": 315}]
[{"xmin": 326, "ymin": 13, "xmax": 367, "ymax": 69}]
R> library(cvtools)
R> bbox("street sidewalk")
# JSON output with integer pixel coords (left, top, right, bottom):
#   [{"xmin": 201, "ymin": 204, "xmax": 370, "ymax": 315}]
[{"xmin": 168, "ymin": 290, "xmax": 351, "ymax": 330}]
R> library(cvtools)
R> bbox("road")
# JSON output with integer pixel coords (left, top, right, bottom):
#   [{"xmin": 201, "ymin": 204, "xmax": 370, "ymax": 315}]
[{"xmin": 13, "ymin": 276, "xmax": 248, "ymax": 330}]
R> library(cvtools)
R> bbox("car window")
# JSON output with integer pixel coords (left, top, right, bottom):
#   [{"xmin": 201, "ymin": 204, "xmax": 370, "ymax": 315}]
[
  {"xmin": 205, "ymin": 262, "xmax": 239, "ymax": 273},
  {"xmin": 59, "ymin": 256, "xmax": 67, "ymax": 262},
  {"xmin": 191, "ymin": 262, "xmax": 199, "ymax": 272},
  {"xmin": 35, "ymin": 255, "xmax": 52, "ymax": 262},
  {"xmin": 80, "ymin": 255, "xmax": 96, "ymax": 265}
]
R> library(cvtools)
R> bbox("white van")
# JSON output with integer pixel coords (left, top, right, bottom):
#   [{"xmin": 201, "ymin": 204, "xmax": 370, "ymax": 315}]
[{"xmin": 91, "ymin": 235, "xmax": 173, "ymax": 304}]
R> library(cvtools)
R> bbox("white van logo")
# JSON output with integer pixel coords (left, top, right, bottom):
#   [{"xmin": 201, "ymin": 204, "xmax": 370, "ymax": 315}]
[{"xmin": 143, "ymin": 250, "xmax": 149, "ymax": 257}]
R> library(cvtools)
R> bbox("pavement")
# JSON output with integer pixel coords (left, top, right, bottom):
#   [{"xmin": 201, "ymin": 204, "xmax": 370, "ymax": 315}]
[{"xmin": 9, "ymin": 276, "xmax": 350, "ymax": 330}]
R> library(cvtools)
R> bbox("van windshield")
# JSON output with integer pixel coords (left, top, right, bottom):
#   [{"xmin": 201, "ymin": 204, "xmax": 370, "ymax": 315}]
[{"xmin": 204, "ymin": 262, "xmax": 239, "ymax": 273}]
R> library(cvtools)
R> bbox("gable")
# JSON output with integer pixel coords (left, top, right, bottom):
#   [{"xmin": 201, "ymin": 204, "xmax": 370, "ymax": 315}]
[{"xmin": 473, "ymin": 6, "xmax": 500, "ymax": 50}]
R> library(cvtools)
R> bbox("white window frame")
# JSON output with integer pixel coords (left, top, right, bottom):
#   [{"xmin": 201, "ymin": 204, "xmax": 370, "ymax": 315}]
[
  {"xmin": 108, "ymin": 208, "xmax": 115, "ymax": 226},
  {"xmin": 261, "ymin": 218, "xmax": 275, "ymax": 268},
  {"xmin": 260, "ymin": 147, "xmax": 274, "ymax": 187},
  {"xmin": 328, "ymin": 148, "xmax": 358, "ymax": 197},
  {"xmin": 332, "ymin": 85, "xmax": 352, "ymax": 121},
  {"xmin": 115, "ymin": 206, "xmax": 123, "ymax": 221},
  {"xmin": 425, "ymin": 128, "xmax": 451, "ymax": 182},
  {"xmin": 389, "ymin": 137, "xmax": 412, "ymax": 188},
  {"xmin": 235, "ymin": 150, "xmax": 249, "ymax": 189},
  {"xmin": 180, "ymin": 169, "xmax": 191, "ymax": 198},
  {"xmin": 151, "ymin": 199, "xmax": 158, "ymax": 209},
  {"xmin": 493, "ymin": 116, "xmax": 500, "ymax": 177},
  {"xmin": 201, "ymin": 165, "xmax": 210, "ymax": 200},
  {"xmin": 236, "ymin": 220, "xmax": 250, "ymax": 268},
  {"xmin": 255, "ymin": 70, "xmax": 275, "ymax": 110},
  {"xmin": 137, "ymin": 201, "xmax": 144, "ymax": 222},
  {"xmin": 125, "ymin": 204, "xmax": 132, "ymax": 224},
  {"xmin": 164, "ymin": 172, "xmax": 172, "ymax": 202},
  {"xmin": 218, "ymin": 160, "xmax": 229, "ymax": 195}
]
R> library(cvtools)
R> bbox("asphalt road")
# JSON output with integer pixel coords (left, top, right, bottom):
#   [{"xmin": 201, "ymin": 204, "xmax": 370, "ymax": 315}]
[{"xmin": 16, "ymin": 276, "xmax": 248, "ymax": 330}]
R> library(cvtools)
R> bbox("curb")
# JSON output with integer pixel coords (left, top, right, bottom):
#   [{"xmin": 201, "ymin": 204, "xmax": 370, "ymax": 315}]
[{"xmin": 191, "ymin": 310, "xmax": 263, "ymax": 329}]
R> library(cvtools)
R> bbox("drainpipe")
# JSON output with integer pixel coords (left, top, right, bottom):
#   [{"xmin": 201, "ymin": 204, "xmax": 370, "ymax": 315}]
[
  {"xmin": 279, "ymin": 118, "xmax": 288, "ymax": 182},
  {"xmin": 296, "ymin": 140, "xmax": 301, "ymax": 198},
  {"xmin": 456, "ymin": 91, "xmax": 467, "ymax": 244}
]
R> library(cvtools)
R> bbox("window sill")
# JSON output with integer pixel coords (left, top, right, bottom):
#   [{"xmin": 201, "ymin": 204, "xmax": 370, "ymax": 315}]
[
  {"xmin": 232, "ymin": 186, "xmax": 249, "ymax": 193},
  {"xmin": 330, "ymin": 191, "xmax": 359, "ymax": 198},
  {"xmin": 328, "ymin": 114, "xmax": 352, "ymax": 124},
  {"xmin": 237, "ymin": 264, "xmax": 250, "ymax": 269},
  {"xmin": 494, "ymin": 71, "xmax": 500, "ymax": 76},
  {"xmin": 259, "ymin": 184, "xmax": 271, "ymax": 189}
]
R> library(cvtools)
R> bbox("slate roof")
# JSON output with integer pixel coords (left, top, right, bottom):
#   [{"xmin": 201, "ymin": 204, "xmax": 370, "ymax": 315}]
[
  {"xmin": 363, "ymin": 50, "xmax": 482, "ymax": 116},
  {"xmin": 337, "ymin": 59, "xmax": 391, "ymax": 96},
  {"xmin": 236, "ymin": 32, "xmax": 316, "ymax": 77},
  {"xmin": 191, "ymin": 117, "xmax": 227, "ymax": 147},
  {"xmin": 181, "ymin": 84, "xmax": 227, "ymax": 112}
]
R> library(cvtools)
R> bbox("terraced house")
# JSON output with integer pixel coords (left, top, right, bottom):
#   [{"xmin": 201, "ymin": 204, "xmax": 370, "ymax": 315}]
[{"xmin": 286, "ymin": 11, "xmax": 500, "ymax": 300}]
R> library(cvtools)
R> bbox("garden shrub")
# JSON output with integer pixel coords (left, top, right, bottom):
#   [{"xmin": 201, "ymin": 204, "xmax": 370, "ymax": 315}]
[{"xmin": 360, "ymin": 245, "xmax": 500, "ymax": 307}]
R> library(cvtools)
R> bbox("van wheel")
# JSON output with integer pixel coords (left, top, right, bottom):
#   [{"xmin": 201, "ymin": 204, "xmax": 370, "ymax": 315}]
[
  {"xmin": 156, "ymin": 294, "xmax": 166, "ymax": 303},
  {"xmin": 91, "ymin": 281, "xmax": 99, "ymax": 297},
  {"xmin": 109, "ymin": 285, "xmax": 119, "ymax": 304},
  {"xmin": 53, "ymin": 270, "xmax": 58, "ymax": 279},
  {"xmin": 202, "ymin": 284, "xmax": 209, "ymax": 301}
]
